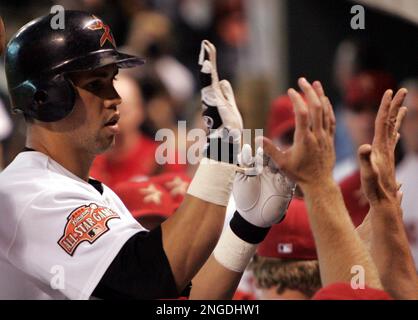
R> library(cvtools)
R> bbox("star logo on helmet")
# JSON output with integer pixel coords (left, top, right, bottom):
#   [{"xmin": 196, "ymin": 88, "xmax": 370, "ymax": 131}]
[
  {"xmin": 87, "ymin": 15, "xmax": 116, "ymax": 47},
  {"xmin": 165, "ymin": 177, "xmax": 189, "ymax": 197},
  {"xmin": 139, "ymin": 184, "xmax": 162, "ymax": 205}
]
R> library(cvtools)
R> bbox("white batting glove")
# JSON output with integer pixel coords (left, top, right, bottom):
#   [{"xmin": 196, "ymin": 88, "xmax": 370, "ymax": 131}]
[
  {"xmin": 233, "ymin": 144, "xmax": 295, "ymax": 228},
  {"xmin": 213, "ymin": 144, "xmax": 295, "ymax": 273},
  {"xmin": 187, "ymin": 40, "xmax": 243, "ymax": 206},
  {"xmin": 198, "ymin": 40, "xmax": 243, "ymax": 144}
]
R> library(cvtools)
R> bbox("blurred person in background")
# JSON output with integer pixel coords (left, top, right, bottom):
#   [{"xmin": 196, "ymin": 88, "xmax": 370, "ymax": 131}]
[
  {"xmin": 396, "ymin": 78, "xmax": 418, "ymax": 269},
  {"xmin": 114, "ymin": 180, "xmax": 175, "ymax": 231},
  {"xmin": 332, "ymin": 39, "xmax": 386, "ymax": 182},
  {"xmin": 124, "ymin": 10, "xmax": 195, "ymax": 118},
  {"xmin": 211, "ymin": 0, "xmax": 248, "ymax": 82},
  {"xmin": 140, "ymin": 76, "xmax": 189, "ymax": 175},
  {"xmin": 338, "ymin": 70, "xmax": 396, "ymax": 227},
  {"xmin": 172, "ymin": 0, "xmax": 247, "ymax": 87},
  {"xmin": 0, "ymin": 18, "xmax": 16, "ymax": 168},
  {"xmin": 150, "ymin": 172, "xmax": 191, "ymax": 210},
  {"xmin": 250, "ymin": 199, "xmax": 320, "ymax": 300},
  {"xmin": 0, "ymin": 97, "xmax": 13, "ymax": 170},
  {"xmin": 140, "ymin": 76, "xmax": 177, "ymax": 136},
  {"xmin": 266, "ymin": 95, "xmax": 296, "ymax": 151},
  {"xmin": 334, "ymin": 70, "xmax": 395, "ymax": 181},
  {"xmin": 0, "ymin": 15, "xmax": 11, "ymax": 166},
  {"xmin": 332, "ymin": 39, "xmax": 360, "ymax": 170}
]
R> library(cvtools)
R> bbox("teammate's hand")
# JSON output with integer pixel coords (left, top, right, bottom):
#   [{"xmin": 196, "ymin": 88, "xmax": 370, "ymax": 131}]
[
  {"xmin": 233, "ymin": 144, "xmax": 295, "ymax": 228},
  {"xmin": 199, "ymin": 40, "xmax": 243, "ymax": 144},
  {"xmin": 263, "ymin": 78, "xmax": 336, "ymax": 190},
  {"xmin": 0, "ymin": 17, "xmax": 5, "ymax": 55},
  {"xmin": 358, "ymin": 88, "xmax": 408, "ymax": 206}
]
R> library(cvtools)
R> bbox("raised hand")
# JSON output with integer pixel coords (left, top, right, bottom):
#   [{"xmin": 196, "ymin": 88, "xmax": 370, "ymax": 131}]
[
  {"xmin": 356, "ymin": 89, "xmax": 418, "ymax": 300},
  {"xmin": 263, "ymin": 78, "xmax": 336, "ymax": 190},
  {"xmin": 358, "ymin": 89, "xmax": 408, "ymax": 205}
]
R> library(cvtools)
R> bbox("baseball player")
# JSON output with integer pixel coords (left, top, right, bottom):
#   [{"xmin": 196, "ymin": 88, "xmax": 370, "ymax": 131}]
[{"xmin": 0, "ymin": 11, "xmax": 294, "ymax": 300}]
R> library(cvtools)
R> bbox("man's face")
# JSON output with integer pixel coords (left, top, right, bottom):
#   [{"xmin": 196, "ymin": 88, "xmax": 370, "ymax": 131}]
[
  {"xmin": 344, "ymin": 107, "xmax": 376, "ymax": 148},
  {"xmin": 60, "ymin": 64, "xmax": 122, "ymax": 154},
  {"xmin": 401, "ymin": 90, "xmax": 418, "ymax": 154}
]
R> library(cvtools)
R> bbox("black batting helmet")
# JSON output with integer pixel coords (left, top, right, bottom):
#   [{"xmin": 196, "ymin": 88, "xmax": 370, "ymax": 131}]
[{"xmin": 5, "ymin": 10, "xmax": 145, "ymax": 122}]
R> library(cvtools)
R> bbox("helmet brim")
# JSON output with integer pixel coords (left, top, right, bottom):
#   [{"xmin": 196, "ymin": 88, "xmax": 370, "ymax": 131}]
[{"xmin": 51, "ymin": 49, "xmax": 145, "ymax": 74}]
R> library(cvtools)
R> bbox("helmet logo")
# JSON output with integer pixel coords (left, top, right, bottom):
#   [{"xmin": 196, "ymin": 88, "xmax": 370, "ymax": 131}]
[{"xmin": 87, "ymin": 15, "xmax": 116, "ymax": 47}]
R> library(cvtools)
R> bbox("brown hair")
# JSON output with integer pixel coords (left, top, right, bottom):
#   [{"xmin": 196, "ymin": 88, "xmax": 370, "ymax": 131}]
[{"xmin": 250, "ymin": 255, "xmax": 321, "ymax": 298}]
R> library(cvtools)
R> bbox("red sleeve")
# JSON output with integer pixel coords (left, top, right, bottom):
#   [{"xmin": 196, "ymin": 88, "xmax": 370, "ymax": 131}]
[{"xmin": 312, "ymin": 282, "xmax": 392, "ymax": 300}]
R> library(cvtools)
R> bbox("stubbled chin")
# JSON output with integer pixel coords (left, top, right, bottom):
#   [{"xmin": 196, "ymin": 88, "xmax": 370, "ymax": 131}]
[{"xmin": 95, "ymin": 135, "xmax": 116, "ymax": 155}]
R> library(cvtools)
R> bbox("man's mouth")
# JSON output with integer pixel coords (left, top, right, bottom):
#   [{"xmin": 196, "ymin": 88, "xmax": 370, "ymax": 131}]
[
  {"xmin": 104, "ymin": 114, "xmax": 120, "ymax": 127},
  {"xmin": 104, "ymin": 113, "xmax": 120, "ymax": 134}
]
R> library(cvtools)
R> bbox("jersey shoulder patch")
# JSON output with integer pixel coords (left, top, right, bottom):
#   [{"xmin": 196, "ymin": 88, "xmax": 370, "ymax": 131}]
[{"xmin": 58, "ymin": 203, "xmax": 120, "ymax": 256}]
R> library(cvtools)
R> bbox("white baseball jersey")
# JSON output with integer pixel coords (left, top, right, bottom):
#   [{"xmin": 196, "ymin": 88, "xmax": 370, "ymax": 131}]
[{"xmin": 0, "ymin": 151, "xmax": 146, "ymax": 299}]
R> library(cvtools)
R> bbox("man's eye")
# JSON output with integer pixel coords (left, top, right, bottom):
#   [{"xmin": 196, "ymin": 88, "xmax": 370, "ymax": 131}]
[{"xmin": 86, "ymin": 80, "xmax": 102, "ymax": 91}]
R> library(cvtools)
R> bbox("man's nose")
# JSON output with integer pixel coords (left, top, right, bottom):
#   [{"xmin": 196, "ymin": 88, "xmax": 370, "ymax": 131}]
[{"xmin": 105, "ymin": 88, "xmax": 122, "ymax": 108}]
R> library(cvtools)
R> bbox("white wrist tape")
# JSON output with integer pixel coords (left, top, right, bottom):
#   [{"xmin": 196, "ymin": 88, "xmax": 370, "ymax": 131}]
[
  {"xmin": 187, "ymin": 157, "xmax": 237, "ymax": 206},
  {"xmin": 213, "ymin": 225, "xmax": 257, "ymax": 273}
]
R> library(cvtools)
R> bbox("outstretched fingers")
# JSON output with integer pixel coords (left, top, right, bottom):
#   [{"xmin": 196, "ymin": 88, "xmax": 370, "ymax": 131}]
[
  {"xmin": 395, "ymin": 106, "xmax": 408, "ymax": 133},
  {"xmin": 313, "ymin": 81, "xmax": 335, "ymax": 137},
  {"xmin": 202, "ymin": 40, "xmax": 219, "ymax": 84},
  {"xmin": 389, "ymin": 89, "xmax": 408, "ymax": 125},
  {"xmin": 313, "ymin": 81, "xmax": 326, "ymax": 98},
  {"xmin": 374, "ymin": 89, "xmax": 393, "ymax": 144},
  {"xmin": 326, "ymin": 97, "xmax": 336, "ymax": 136},
  {"xmin": 297, "ymin": 78, "xmax": 335, "ymax": 140},
  {"xmin": 288, "ymin": 88, "xmax": 309, "ymax": 138},
  {"xmin": 298, "ymin": 78, "xmax": 323, "ymax": 135},
  {"xmin": 374, "ymin": 88, "xmax": 408, "ymax": 149}
]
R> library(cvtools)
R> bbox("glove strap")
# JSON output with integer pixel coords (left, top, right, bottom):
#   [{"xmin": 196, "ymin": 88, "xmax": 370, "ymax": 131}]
[{"xmin": 229, "ymin": 211, "xmax": 271, "ymax": 244}]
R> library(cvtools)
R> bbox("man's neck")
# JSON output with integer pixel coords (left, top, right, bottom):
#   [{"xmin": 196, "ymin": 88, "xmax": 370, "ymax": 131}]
[{"xmin": 26, "ymin": 136, "xmax": 94, "ymax": 182}]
